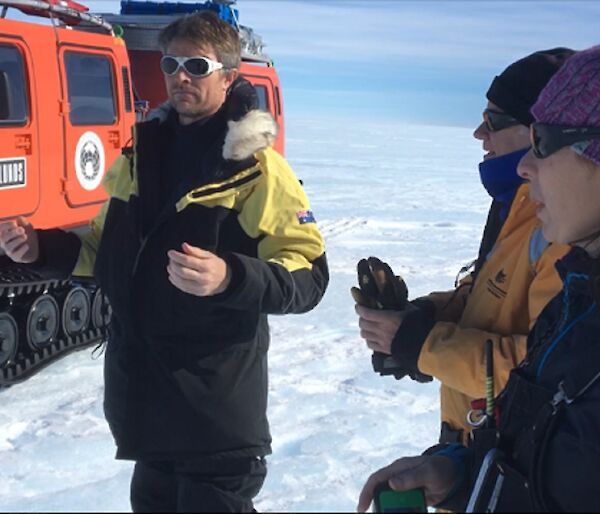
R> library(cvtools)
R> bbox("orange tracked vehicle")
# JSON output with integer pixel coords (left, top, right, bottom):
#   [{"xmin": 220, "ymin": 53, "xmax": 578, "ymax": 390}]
[{"xmin": 0, "ymin": 0, "xmax": 285, "ymax": 385}]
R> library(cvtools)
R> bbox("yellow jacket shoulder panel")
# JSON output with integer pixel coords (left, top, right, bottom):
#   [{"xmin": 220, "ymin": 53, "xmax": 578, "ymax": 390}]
[
  {"xmin": 236, "ymin": 148, "xmax": 325, "ymax": 272},
  {"xmin": 72, "ymin": 154, "xmax": 135, "ymax": 277}
]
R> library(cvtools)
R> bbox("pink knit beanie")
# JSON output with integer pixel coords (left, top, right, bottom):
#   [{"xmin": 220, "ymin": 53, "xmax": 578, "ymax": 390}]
[{"xmin": 531, "ymin": 45, "xmax": 600, "ymax": 165}]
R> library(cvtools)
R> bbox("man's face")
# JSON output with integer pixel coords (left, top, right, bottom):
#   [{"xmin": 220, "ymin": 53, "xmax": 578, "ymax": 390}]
[
  {"xmin": 473, "ymin": 101, "xmax": 530, "ymax": 160},
  {"xmin": 163, "ymin": 38, "xmax": 238, "ymax": 125}
]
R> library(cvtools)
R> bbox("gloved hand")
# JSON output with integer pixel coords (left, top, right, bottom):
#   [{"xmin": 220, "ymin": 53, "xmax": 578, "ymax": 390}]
[
  {"xmin": 352, "ymin": 257, "xmax": 432, "ymax": 383},
  {"xmin": 352, "ymin": 257, "xmax": 408, "ymax": 380},
  {"xmin": 351, "ymin": 256, "xmax": 408, "ymax": 310}
]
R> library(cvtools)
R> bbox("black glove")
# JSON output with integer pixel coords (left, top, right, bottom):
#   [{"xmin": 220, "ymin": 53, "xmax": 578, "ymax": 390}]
[
  {"xmin": 351, "ymin": 257, "xmax": 409, "ymax": 380},
  {"xmin": 353, "ymin": 256, "xmax": 408, "ymax": 310},
  {"xmin": 352, "ymin": 257, "xmax": 433, "ymax": 383}
]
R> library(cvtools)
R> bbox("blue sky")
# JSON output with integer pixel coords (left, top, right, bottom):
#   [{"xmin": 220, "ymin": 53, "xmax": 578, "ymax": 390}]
[
  {"xmin": 10, "ymin": 0, "xmax": 600, "ymax": 127},
  {"xmin": 240, "ymin": 0, "xmax": 599, "ymax": 127}
]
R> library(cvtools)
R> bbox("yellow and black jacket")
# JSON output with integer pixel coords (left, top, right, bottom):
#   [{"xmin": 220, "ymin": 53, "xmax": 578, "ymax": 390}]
[
  {"xmin": 390, "ymin": 184, "xmax": 568, "ymax": 444},
  {"xmin": 38, "ymin": 84, "xmax": 328, "ymax": 460}
]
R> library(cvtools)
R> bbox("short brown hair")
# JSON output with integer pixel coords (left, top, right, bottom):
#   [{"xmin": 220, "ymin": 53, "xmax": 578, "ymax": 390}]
[{"xmin": 158, "ymin": 11, "xmax": 241, "ymax": 70}]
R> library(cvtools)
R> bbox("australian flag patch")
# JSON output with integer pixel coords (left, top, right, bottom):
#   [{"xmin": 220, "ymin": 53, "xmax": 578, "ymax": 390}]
[{"xmin": 296, "ymin": 209, "xmax": 316, "ymax": 225}]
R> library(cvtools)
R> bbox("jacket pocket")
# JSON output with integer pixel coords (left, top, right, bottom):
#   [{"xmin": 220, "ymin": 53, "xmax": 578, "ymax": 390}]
[{"xmin": 171, "ymin": 343, "xmax": 270, "ymax": 449}]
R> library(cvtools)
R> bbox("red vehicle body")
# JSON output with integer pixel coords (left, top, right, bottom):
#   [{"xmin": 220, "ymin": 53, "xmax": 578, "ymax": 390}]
[{"xmin": 0, "ymin": 0, "xmax": 285, "ymax": 384}]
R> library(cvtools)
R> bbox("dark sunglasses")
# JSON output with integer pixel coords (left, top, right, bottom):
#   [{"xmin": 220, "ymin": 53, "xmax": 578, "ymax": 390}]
[
  {"xmin": 160, "ymin": 55, "xmax": 224, "ymax": 77},
  {"xmin": 530, "ymin": 122, "xmax": 600, "ymax": 159},
  {"xmin": 483, "ymin": 109, "xmax": 522, "ymax": 132}
]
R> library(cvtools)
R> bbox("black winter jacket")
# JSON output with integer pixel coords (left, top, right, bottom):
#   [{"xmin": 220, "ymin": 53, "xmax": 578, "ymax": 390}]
[
  {"xmin": 441, "ymin": 247, "xmax": 600, "ymax": 512},
  {"xmin": 38, "ymin": 82, "xmax": 329, "ymax": 461}
]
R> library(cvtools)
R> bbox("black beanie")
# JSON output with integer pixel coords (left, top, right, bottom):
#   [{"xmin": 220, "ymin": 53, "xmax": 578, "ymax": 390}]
[{"xmin": 486, "ymin": 47, "xmax": 576, "ymax": 127}]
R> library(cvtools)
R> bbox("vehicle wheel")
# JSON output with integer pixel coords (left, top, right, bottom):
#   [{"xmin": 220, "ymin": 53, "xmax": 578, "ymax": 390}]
[
  {"xmin": 91, "ymin": 289, "xmax": 112, "ymax": 329},
  {"xmin": 62, "ymin": 287, "xmax": 91, "ymax": 337},
  {"xmin": 0, "ymin": 313, "xmax": 18, "ymax": 368},
  {"xmin": 26, "ymin": 294, "xmax": 59, "ymax": 350}
]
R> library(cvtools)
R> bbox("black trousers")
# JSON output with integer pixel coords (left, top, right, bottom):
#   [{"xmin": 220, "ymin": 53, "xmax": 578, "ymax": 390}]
[{"xmin": 130, "ymin": 457, "xmax": 267, "ymax": 513}]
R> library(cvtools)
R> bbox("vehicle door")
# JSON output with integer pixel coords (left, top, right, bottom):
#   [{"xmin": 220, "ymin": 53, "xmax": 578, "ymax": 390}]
[
  {"xmin": 0, "ymin": 40, "xmax": 40, "ymax": 220},
  {"xmin": 58, "ymin": 44, "xmax": 123, "ymax": 208}
]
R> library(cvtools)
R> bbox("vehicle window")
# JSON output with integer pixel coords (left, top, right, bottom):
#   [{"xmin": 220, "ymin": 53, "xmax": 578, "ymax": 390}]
[
  {"xmin": 254, "ymin": 85, "xmax": 269, "ymax": 112},
  {"xmin": 65, "ymin": 52, "xmax": 116, "ymax": 125},
  {"xmin": 0, "ymin": 45, "xmax": 29, "ymax": 125}
]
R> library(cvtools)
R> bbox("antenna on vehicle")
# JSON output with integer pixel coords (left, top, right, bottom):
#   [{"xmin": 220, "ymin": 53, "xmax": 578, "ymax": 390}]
[{"xmin": 0, "ymin": 0, "xmax": 113, "ymax": 33}]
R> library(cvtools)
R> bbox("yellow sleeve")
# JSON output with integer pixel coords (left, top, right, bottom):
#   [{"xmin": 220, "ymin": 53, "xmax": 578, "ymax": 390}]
[
  {"xmin": 237, "ymin": 148, "xmax": 325, "ymax": 271},
  {"xmin": 418, "ymin": 274, "xmax": 473, "ymax": 323},
  {"xmin": 72, "ymin": 155, "xmax": 134, "ymax": 277},
  {"xmin": 418, "ymin": 245, "xmax": 567, "ymax": 398},
  {"xmin": 224, "ymin": 148, "xmax": 328, "ymax": 315}
]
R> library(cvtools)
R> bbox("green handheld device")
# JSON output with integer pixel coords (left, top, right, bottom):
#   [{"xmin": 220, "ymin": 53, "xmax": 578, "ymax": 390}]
[{"xmin": 373, "ymin": 483, "xmax": 427, "ymax": 513}]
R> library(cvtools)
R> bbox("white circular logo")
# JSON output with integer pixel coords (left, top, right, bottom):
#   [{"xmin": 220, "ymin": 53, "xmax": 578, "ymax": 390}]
[{"xmin": 74, "ymin": 131, "xmax": 105, "ymax": 191}]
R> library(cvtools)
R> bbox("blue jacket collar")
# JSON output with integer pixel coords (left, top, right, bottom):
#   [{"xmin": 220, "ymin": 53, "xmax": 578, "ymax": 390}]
[{"xmin": 478, "ymin": 148, "xmax": 528, "ymax": 201}]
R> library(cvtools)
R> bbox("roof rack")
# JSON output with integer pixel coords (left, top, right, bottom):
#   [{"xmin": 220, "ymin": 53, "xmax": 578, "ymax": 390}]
[
  {"xmin": 120, "ymin": 0, "xmax": 239, "ymax": 28},
  {"xmin": 77, "ymin": 0, "xmax": 271, "ymax": 64},
  {"xmin": 0, "ymin": 0, "xmax": 113, "ymax": 32}
]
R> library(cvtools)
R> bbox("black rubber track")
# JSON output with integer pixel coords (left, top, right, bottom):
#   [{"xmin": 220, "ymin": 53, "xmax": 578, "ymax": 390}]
[{"xmin": 0, "ymin": 262, "xmax": 108, "ymax": 387}]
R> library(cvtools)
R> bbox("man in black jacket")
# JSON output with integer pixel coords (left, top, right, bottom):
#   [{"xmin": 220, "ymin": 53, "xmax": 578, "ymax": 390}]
[{"xmin": 0, "ymin": 12, "xmax": 328, "ymax": 513}]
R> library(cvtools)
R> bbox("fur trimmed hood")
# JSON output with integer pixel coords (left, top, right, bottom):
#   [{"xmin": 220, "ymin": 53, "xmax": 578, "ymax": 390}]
[{"xmin": 223, "ymin": 110, "xmax": 277, "ymax": 160}]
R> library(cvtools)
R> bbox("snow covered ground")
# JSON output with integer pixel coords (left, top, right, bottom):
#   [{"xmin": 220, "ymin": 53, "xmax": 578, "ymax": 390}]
[{"xmin": 0, "ymin": 117, "xmax": 489, "ymax": 512}]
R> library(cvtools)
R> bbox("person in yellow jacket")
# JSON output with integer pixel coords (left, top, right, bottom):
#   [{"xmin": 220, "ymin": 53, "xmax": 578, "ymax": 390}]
[{"xmin": 356, "ymin": 48, "xmax": 574, "ymax": 445}]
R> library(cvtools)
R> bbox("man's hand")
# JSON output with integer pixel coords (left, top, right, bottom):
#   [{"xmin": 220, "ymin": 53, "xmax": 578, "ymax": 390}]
[
  {"xmin": 357, "ymin": 455, "xmax": 457, "ymax": 512},
  {"xmin": 355, "ymin": 303, "xmax": 410, "ymax": 355},
  {"xmin": 0, "ymin": 217, "xmax": 40, "ymax": 263},
  {"xmin": 167, "ymin": 243, "xmax": 231, "ymax": 297}
]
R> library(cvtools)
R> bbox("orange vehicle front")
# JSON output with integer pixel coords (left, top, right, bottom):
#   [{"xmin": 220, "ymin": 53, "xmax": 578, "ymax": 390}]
[{"xmin": 0, "ymin": 7, "xmax": 135, "ymax": 230}]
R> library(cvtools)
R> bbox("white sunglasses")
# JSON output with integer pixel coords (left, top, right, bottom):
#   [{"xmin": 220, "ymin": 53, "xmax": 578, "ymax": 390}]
[{"xmin": 160, "ymin": 55, "xmax": 224, "ymax": 77}]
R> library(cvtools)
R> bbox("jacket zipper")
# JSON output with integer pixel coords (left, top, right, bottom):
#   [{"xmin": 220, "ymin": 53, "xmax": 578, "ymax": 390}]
[{"xmin": 131, "ymin": 207, "xmax": 173, "ymax": 277}]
